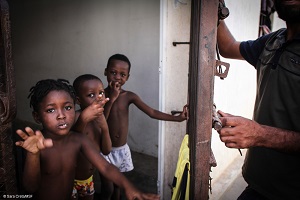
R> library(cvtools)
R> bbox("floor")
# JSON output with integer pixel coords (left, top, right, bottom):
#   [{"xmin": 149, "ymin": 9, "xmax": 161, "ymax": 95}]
[
  {"xmin": 93, "ymin": 151, "xmax": 247, "ymax": 200},
  {"xmin": 94, "ymin": 151, "xmax": 158, "ymax": 199},
  {"xmin": 211, "ymin": 153, "xmax": 248, "ymax": 200}
]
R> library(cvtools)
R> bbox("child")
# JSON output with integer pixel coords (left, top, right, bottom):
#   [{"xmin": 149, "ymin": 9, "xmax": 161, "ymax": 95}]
[
  {"xmin": 15, "ymin": 79, "xmax": 159, "ymax": 200},
  {"xmin": 72, "ymin": 74, "xmax": 111, "ymax": 200},
  {"xmin": 103, "ymin": 54, "xmax": 188, "ymax": 199}
]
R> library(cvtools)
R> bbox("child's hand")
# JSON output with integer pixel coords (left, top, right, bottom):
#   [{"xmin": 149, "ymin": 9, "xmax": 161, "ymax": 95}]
[
  {"xmin": 181, "ymin": 104, "xmax": 189, "ymax": 120},
  {"xmin": 109, "ymin": 81, "xmax": 121, "ymax": 101},
  {"xmin": 15, "ymin": 127, "xmax": 53, "ymax": 154},
  {"xmin": 176, "ymin": 104, "xmax": 188, "ymax": 122},
  {"xmin": 81, "ymin": 95, "xmax": 109, "ymax": 122},
  {"xmin": 125, "ymin": 189, "xmax": 160, "ymax": 200}
]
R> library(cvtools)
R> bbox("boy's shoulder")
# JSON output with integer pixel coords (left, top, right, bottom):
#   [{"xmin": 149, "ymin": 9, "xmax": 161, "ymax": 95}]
[
  {"xmin": 66, "ymin": 130, "xmax": 87, "ymax": 141},
  {"xmin": 119, "ymin": 90, "xmax": 140, "ymax": 100},
  {"xmin": 121, "ymin": 89, "xmax": 138, "ymax": 96}
]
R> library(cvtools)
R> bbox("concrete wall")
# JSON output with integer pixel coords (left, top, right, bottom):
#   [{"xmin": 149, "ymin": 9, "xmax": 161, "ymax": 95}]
[
  {"xmin": 9, "ymin": 0, "xmax": 160, "ymax": 157},
  {"xmin": 159, "ymin": 0, "xmax": 190, "ymax": 198},
  {"xmin": 210, "ymin": 0, "xmax": 260, "ymax": 198},
  {"xmin": 211, "ymin": 0, "xmax": 260, "ymax": 182},
  {"xmin": 160, "ymin": 0, "xmax": 267, "ymax": 199}
]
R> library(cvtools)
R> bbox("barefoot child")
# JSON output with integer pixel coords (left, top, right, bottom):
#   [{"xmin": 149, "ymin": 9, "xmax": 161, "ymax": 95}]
[
  {"xmin": 103, "ymin": 54, "xmax": 188, "ymax": 199},
  {"xmin": 15, "ymin": 79, "xmax": 159, "ymax": 200},
  {"xmin": 72, "ymin": 74, "xmax": 111, "ymax": 200}
]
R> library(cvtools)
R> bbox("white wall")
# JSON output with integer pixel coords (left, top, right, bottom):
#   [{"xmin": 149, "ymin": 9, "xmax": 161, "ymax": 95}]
[
  {"xmin": 10, "ymin": 0, "xmax": 160, "ymax": 157},
  {"xmin": 160, "ymin": 0, "xmax": 190, "ymax": 198},
  {"xmin": 160, "ymin": 0, "xmax": 261, "ymax": 199},
  {"xmin": 210, "ymin": 0, "xmax": 260, "ymax": 199}
]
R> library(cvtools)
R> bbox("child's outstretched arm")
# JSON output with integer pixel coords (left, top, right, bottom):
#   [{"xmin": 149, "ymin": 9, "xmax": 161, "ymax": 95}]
[
  {"xmin": 15, "ymin": 127, "xmax": 53, "ymax": 193},
  {"xmin": 80, "ymin": 136, "xmax": 159, "ymax": 200},
  {"xmin": 131, "ymin": 92, "xmax": 188, "ymax": 122}
]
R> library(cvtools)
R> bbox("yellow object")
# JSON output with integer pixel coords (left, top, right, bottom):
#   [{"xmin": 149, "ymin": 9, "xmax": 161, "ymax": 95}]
[{"xmin": 171, "ymin": 134, "xmax": 190, "ymax": 200}]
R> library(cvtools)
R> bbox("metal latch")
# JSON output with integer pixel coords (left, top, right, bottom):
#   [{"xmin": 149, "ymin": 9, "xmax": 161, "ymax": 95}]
[{"xmin": 215, "ymin": 60, "xmax": 230, "ymax": 79}]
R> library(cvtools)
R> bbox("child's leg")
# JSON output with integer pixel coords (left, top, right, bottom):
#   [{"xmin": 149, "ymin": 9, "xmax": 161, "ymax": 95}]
[
  {"xmin": 101, "ymin": 144, "xmax": 134, "ymax": 200},
  {"xmin": 99, "ymin": 173, "xmax": 114, "ymax": 200},
  {"xmin": 78, "ymin": 194, "xmax": 94, "ymax": 200},
  {"xmin": 112, "ymin": 184, "xmax": 121, "ymax": 200}
]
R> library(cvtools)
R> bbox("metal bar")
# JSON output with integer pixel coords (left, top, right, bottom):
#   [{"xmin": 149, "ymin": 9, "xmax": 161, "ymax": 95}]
[
  {"xmin": 172, "ymin": 42, "xmax": 190, "ymax": 46},
  {"xmin": 188, "ymin": 0, "xmax": 218, "ymax": 199}
]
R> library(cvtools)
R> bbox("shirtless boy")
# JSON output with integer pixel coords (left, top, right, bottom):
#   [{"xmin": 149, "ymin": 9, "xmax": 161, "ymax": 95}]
[
  {"xmin": 72, "ymin": 74, "xmax": 111, "ymax": 200},
  {"xmin": 15, "ymin": 78, "xmax": 159, "ymax": 200},
  {"xmin": 103, "ymin": 54, "xmax": 188, "ymax": 199}
]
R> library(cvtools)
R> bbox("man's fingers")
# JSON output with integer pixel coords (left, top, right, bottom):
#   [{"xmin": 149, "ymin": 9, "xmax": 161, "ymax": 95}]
[
  {"xmin": 225, "ymin": 142, "xmax": 238, "ymax": 148},
  {"xmin": 220, "ymin": 116, "xmax": 241, "ymax": 127},
  {"xmin": 218, "ymin": 110, "xmax": 234, "ymax": 117}
]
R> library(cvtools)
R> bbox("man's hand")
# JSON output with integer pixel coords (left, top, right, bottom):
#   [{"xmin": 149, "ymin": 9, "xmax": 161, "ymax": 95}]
[
  {"xmin": 15, "ymin": 127, "xmax": 53, "ymax": 154},
  {"xmin": 217, "ymin": 110, "xmax": 263, "ymax": 149}
]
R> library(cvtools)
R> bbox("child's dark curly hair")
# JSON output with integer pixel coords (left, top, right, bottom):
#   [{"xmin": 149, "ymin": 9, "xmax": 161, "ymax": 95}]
[
  {"xmin": 107, "ymin": 54, "xmax": 131, "ymax": 72},
  {"xmin": 28, "ymin": 79, "xmax": 76, "ymax": 112},
  {"xmin": 73, "ymin": 74, "xmax": 102, "ymax": 95}
]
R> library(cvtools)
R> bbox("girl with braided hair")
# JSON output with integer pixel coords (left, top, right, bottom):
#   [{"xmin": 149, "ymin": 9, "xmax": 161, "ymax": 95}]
[{"xmin": 15, "ymin": 79, "xmax": 159, "ymax": 200}]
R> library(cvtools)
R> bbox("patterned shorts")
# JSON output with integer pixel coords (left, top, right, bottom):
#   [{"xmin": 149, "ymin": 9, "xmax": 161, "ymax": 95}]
[
  {"xmin": 72, "ymin": 175, "xmax": 95, "ymax": 198},
  {"xmin": 102, "ymin": 143, "xmax": 134, "ymax": 172}
]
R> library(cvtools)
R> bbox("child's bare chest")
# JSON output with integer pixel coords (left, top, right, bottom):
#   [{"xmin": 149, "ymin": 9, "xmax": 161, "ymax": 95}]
[
  {"xmin": 112, "ymin": 94, "xmax": 131, "ymax": 112},
  {"xmin": 85, "ymin": 122, "xmax": 101, "ymax": 150},
  {"xmin": 40, "ymin": 145, "xmax": 78, "ymax": 176}
]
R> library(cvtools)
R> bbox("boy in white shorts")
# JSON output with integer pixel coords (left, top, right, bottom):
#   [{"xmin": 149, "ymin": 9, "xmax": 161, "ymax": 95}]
[{"xmin": 103, "ymin": 54, "xmax": 188, "ymax": 200}]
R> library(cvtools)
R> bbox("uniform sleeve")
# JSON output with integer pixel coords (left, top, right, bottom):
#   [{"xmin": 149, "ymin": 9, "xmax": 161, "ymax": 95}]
[{"xmin": 239, "ymin": 34, "xmax": 271, "ymax": 68}]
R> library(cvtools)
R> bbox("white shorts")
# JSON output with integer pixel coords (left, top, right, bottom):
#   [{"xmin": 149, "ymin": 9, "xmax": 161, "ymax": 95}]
[{"xmin": 101, "ymin": 143, "xmax": 134, "ymax": 172}]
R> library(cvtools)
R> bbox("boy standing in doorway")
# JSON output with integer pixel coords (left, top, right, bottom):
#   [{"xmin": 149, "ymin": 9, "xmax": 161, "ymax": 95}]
[{"xmin": 103, "ymin": 54, "xmax": 188, "ymax": 199}]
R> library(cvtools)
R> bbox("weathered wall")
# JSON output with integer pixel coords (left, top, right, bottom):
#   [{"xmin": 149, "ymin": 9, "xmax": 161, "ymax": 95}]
[
  {"xmin": 9, "ymin": 0, "xmax": 160, "ymax": 157},
  {"xmin": 160, "ymin": 0, "xmax": 190, "ymax": 198}
]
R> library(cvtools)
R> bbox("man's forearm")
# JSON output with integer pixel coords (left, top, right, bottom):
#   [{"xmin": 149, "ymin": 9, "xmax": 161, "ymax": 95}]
[{"xmin": 258, "ymin": 125, "xmax": 300, "ymax": 153}]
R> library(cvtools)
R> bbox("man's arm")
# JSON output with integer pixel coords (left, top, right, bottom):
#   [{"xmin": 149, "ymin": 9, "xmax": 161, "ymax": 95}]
[
  {"xmin": 217, "ymin": 21, "xmax": 243, "ymax": 60},
  {"xmin": 218, "ymin": 111, "xmax": 300, "ymax": 153}
]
